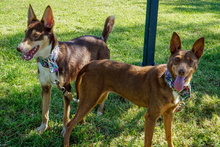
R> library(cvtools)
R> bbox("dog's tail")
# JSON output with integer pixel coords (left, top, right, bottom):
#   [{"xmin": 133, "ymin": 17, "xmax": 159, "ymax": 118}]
[{"xmin": 101, "ymin": 15, "xmax": 115, "ymax": 42}]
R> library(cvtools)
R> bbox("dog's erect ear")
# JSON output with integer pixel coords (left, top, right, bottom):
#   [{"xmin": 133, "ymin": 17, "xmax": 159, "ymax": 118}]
[
  {"xmin": 170, "ymin": 32, "xmax": 182, "ymax": 54},
  {"xmin": 28, "ymin": 4, "xmax": 38, "ymax": 26},
  {"xmin": 41, "ymin": 5, "xmax": 54, "ymax": 29},
  {"xmin": 191, "ymin": 37, "xmax": 204, "ymax": 59}
]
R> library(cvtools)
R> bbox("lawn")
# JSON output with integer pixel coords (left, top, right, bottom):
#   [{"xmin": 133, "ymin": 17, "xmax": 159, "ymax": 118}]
[{"xmin": 0, "ymin": 0, "xmax": 219, "ymax": 146}]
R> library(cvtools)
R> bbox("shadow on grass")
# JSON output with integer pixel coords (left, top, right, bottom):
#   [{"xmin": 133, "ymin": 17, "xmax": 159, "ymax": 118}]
[
  {"xmin": 0, "ymin": 23, "xmax": 146, "ymax": 146},
  {"xmin": 1, "ymin": 30, "xmax": 219, "ymax": 147},
  {"xmin": 1, "ymin": 1, "xmax": 220, "ymax": 144},
  {"xmin": 161, "ymin": 0, "xmax": 220, "ymax": 15},
  {"xmin": 0, "ymin": 83, "xmax": 65, "ymax": 146}
]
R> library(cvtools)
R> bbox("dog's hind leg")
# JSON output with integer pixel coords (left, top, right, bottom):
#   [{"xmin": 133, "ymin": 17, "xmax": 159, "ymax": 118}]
[
  {"xmin": 97, "ymin": 102, "xmax": 105, "ymax": 115},
  {"xmin": 61, "ymin": 84, "xmax": 71, "ymax": 135},
  {"xmin": 63, "ymin": 99, "xmax": 98, "ymax": 146},
  {"xmin": 163, "ymin": 106, "xmax": 176, "ymax": 147},
  {"xmin": 37, "ymin": 85, "xmax": 52, "ymax": 133},
  {"xmin": 63, "ymin": 90, "xmax": 108, "ymax": 146},
  {"xmin": 97, "ymin": 92, "xmax": 109, "ymax": 115}
]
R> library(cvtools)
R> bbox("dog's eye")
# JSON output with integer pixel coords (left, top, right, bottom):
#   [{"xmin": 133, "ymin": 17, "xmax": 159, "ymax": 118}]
[
  {"xmin": 33, "ymin": 32, "xmax": 41, "ymax": 39},
  {"xmin": 174, "ymin": 57, "xmax": 180, "ymax": 62},
  {"xmin": 187, "ymin": 58, "xmax": 193, "ymax": 64},
  {"xmin": 34, "ymin": 33, "xmax": 40, "ymax": 37}
]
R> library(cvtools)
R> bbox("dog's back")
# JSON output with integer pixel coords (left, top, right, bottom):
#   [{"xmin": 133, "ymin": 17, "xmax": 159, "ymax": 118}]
[
  {"xmin": 56, "ymin": 16, "xmax": 114, "ymax": 84},
  {"xmin": 75, "ymin": 59, "xmax": 169, "ymax": 107},
  {"xmin": 57, "ymin": 37, "xmax": 109, "ymax": 83}
]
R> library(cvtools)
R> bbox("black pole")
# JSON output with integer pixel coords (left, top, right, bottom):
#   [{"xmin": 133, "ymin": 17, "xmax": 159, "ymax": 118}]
[{"xmin": 142, "ymin": 0, "xmax": 159, "ymax": 66}]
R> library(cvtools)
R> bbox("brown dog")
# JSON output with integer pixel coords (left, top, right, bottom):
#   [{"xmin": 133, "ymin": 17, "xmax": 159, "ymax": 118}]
[
  {"xmin": 16, "ymin": 5, "xmax": 114, "ymax": 133},
  {"xmin": 63, "ymin": 32, "xmax": 204, "ymax": 146}
]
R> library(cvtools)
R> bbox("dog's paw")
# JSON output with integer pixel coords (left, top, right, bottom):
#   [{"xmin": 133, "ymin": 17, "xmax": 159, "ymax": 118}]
[
  {"xmin": 61, "ymin": 126, "xmax": 66, "ymax": 137},
  {"xmin": 97, "ymin": 111, "xmax": 103, "ymax": 116},
  {"xmin": 36, "ymin": 123, "xmax": 48, "ymax": 133},
  {"xmin": 174, "ymin": 105, "xmax": 185, "ymax": 112}
]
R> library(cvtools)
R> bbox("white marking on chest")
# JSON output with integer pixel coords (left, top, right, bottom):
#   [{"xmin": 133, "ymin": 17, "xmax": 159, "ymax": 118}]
[
  {"xmin": 172, "ymin": 91, "xmax": 180, "ymax": 105},
  {"xmin": 38, "ymin": 63, "xmax": 58, "ymax": 85}
]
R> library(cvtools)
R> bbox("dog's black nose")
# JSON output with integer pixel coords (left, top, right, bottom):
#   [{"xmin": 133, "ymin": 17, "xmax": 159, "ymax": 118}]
[
  {"xmin": 17, "ymin": 46, "xmax": 22, "ymax": 52},
  {"xmin": 178, "ymin": 69, "xmax": 185, "ymax": 76}
]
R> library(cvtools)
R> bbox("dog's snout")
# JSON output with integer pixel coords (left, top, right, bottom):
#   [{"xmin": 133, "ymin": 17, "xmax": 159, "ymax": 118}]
[
  {"xmin": 178, "ymin": 69, "xmax": 185, "ymax": 76},
  {"xmin": 17, "ymin": 46, "xmax": 22, "ymax": 52}
]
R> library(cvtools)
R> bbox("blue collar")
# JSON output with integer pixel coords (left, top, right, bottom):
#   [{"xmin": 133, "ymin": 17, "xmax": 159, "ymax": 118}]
[
  {"xmin": 164, "ymin": 70, "xmax": 191, "ymax": 101},
  {"xmin": 37, "ymin": 46, "xmax": 59, "ymax": 73}
]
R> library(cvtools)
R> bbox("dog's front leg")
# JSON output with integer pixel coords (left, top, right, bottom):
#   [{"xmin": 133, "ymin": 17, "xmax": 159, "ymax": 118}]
[
  {"xmin": 144, "ymin": 110, "xmax": 160, "ymax": 147},
  {"xmin": 37, "ymin": 85, "xmax": 52, "ymax": 133},
  {"xmin": 163, "ymin": 107, "xmax": 176, "ymax": 147}
]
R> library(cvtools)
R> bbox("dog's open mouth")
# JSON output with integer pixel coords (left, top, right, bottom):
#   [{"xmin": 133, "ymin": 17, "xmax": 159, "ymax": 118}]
[
  {"xmin": 22, "ymin": 45, "xmax": 40, "ymax": 61},
  {"xmin": 174, "ymin": 76, "xmax": 187, "ymax": 91}
]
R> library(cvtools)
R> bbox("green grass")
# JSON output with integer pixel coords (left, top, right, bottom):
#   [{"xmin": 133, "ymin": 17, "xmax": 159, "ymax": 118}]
[{"xmin": 0, "ymin": 0, "xmax": 220, "ymax": 146}]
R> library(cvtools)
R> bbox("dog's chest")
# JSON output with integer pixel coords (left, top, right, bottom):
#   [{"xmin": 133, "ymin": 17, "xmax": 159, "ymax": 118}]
[
  {"xmin": 38, "ymin": 63, "xmax": 58, "ymax": 85},
  {"xmin": 172, "ymin": 91, "xmax": 180, "ymax": 104}
]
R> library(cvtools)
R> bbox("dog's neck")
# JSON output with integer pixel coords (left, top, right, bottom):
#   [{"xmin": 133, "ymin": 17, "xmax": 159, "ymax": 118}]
[
  {"xmin": 164, "ymin": 70, "xmax": 191, "ymax": 102},
  {"xmin": 37, "ymin": 45, "xmax": 59, "ymax": 73}
]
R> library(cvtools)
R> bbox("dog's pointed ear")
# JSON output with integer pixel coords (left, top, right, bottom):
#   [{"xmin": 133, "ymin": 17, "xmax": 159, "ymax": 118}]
[
  {"xmin": 191, "ymin": 37, "xmax": 204, "ymax": 60},
  {"xmin": 170, "ymin": 32, "xmax": 182, "ymax": 54},
  {"xmin": 28, "ymin": 4, "xmax": 38, "ymax": 26},
  {"xmin": 41, "ymin": 5, "xmax": 54, "ymax": 29}
]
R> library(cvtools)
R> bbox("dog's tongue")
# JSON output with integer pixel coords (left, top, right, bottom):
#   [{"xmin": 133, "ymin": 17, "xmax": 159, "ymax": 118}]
[{"xmin": 174, "ymin": 76, "xmax": 185, "ymax": 91}]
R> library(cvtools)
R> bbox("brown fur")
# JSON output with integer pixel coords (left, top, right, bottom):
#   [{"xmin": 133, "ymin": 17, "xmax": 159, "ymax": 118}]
[
  {"xmin": 63, "ymin": 32, "xmax": 204, "ymax": 147},
  {"xmin": 17, "ymin": 5, "xmax": 115, "ymax": 133}
]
